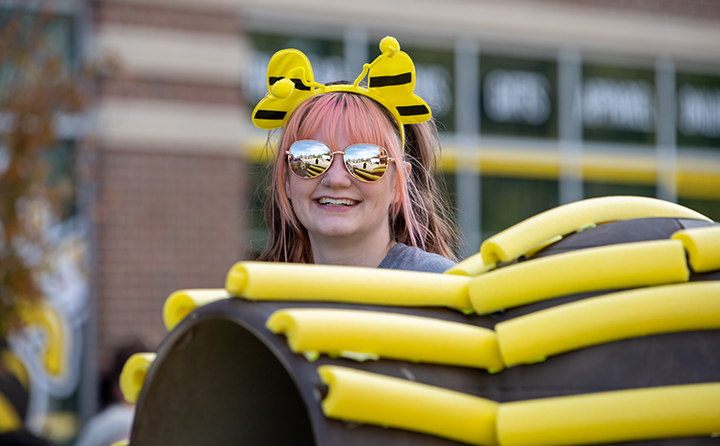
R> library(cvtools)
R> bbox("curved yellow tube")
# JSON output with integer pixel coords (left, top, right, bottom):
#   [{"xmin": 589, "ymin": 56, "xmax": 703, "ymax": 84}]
[
  {"xmin": 497, "ymin": 383, "xmax": 720, "ymax": 446},
  {"xmin": 496, "ymin": 281, "xmax": 720, "ymax": 366},
  {"xmin": 319, "ymin": 365, "xmax": 499, "ymax": 446},
  {"xmin": 120, "ymin": 352, "xmax": 156, "ymax": 404},
  {"xmin": 672, "ymin": 225, "xmax": 720, "ymax": 273},
  {"xmin": 267, "ymin": 309, "xmax": 504, "ymax": 371},
  {"xmin": 470, "ymin": 240, "xmax": 689, "ymax": 315},
  {"xmin": 163, "ymin": 289, "xmax": 231, "ymax": 331},
  {"xmin": 480, "ymin": 196, "xmax": 710, "ymax": 265},
  {"xmin": 445, "ymin": 252, "xmax": 496, "ymax": 277},
  {"xmin": 226, "ymin": 262, "xmax": 472, "ymax": 312}
]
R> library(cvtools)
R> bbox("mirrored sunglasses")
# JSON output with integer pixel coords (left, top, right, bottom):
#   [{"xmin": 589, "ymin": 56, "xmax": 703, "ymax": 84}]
[{"xmin": 286, "ymin": 140, "xmax": 394, "ymax": 183}]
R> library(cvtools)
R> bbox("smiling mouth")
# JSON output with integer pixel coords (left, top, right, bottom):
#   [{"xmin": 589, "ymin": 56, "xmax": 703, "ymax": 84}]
[{"xmin": 317, "ymin": 198, "xmax": 358, "ymax": 206}]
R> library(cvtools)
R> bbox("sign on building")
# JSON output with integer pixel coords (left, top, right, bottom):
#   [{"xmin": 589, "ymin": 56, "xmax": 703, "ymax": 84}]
[
  {"xmin": 581, "ymin": 65, "xmax": 656, "ymax": 144},
  {"xmin": 480, "ymin": 55, "xmax": 558, "ymax": 138},
  {"xmin": 677, "ymin": 72, "xmax": 720, "ymax": 148}
]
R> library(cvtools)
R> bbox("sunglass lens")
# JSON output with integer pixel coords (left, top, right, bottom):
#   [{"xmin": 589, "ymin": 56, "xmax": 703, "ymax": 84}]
[
  {"xmin": 288, "ymin": 141, "xmax": 332, "ymax": 178},
  {"xmin": 344, "ymin": 144, "xmax": 388, "ymax": 182}
]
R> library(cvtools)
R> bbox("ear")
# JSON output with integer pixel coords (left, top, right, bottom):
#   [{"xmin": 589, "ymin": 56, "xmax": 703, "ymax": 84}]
[
  {"xmin": 284, "ymin": 173, "xmax": 291, "ymax": 200},
  {"xmin": 403, "ymin": 161, "xmax": 412, "ymax": 180},
  {"xmin": 392, "ymin": 161, "xmax": 412, "ymax": 204}
]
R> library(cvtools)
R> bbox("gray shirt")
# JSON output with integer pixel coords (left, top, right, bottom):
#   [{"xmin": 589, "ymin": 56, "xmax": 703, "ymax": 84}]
[{"xmin": 377, "ymin": 243, "xmax": 457, "ymax": 273}]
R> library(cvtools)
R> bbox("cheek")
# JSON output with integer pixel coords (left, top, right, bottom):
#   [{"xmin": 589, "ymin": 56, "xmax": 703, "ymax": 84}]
[
  {"xmin": 286, "ymin": 176, "xmax": 298, "ymax": 202},
  {"xmin": 286, "ymin": 175, "xmax": 313, "ymax": 205},
  {"xmin": 386, "ymin": 169, "xmax": 401, "ymax": 205}
]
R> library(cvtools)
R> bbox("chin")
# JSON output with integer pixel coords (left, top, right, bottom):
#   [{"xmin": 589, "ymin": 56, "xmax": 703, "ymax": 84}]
[{"xmin": 316, "ymin": 226, "xmax": 360, "ymax": 239}]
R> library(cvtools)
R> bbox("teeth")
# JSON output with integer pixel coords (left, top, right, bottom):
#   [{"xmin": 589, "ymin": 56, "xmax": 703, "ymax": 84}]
[{"xmin": 318, "ymin": 198, "xmax": 357, "ymax": 206}]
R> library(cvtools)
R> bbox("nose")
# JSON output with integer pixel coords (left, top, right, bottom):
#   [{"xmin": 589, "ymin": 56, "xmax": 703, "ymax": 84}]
[{"xmin": 321, "ymin": 153, "xmax": 352, "ymax": 188}]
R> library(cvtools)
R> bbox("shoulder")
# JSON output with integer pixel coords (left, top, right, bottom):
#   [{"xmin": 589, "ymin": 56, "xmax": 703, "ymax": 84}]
[
  {"xmin": 74, "ymin": 403, "xmax": 134, "ymax": 446},
  {"xmin": 378, "ymin": 243, "xmax": 457, "ymax": 274}
]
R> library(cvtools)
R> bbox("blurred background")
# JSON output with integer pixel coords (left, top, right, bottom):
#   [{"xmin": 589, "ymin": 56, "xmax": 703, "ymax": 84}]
[{"xmin": 0, "ymin": 0, "xmax": 719, "ymax": 444}]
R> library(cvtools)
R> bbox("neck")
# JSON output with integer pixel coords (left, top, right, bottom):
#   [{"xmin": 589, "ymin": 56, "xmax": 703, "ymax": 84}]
[{"xmin": 309, "ymin": 228, "xmax": 395, "ymax": 268}]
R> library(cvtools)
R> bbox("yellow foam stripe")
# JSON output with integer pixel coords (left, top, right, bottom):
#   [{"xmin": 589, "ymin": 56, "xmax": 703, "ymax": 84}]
[
  {"xmin": 18, "ymin": 302, "xmax": 64, "ymax": 376},
  {"xmin": 0, "ymin": 391, "xmax": 22, "ymax": 433},
  {"xmin": 522, "ymin": 235, "xmax": 563, "ymax": 259},
  {"xmin": 319, "ymin": 365, "xmax": 499, "ymax": 446},
  {"xmin": 497, "ymin": 383, "xmax": 720, "ymax": 446},
  {"xmin": 470, "ymin": 240, "xmax": 689, "ymax": 315},
  {"xmin": 445, "ymin": 252, "xmax": 496, "ymax": 277},
  {"xmin": 267, "ymin": 309, "xmax": 504, "ymax": 371},
  {"xmin": 496, "ymin": 281, "xmax": 720, "ymax": 367},
  {"xmin": 480, "ymin": 196, "xmax": 710, "ymax": 265},
  {"xmin": 163, "ymin": 289, "xmax": 231, "ymax": 331},
  {"xmin": 672, "ymin": 225, "xmax": 720, "ymax": 273},
  {"xmin": 120, "ymin": 352, "xmax": 156, "ymax": 404},
  {"xmin": 226, "ymin": 262, "xmax": 472, "ymax": 312}
]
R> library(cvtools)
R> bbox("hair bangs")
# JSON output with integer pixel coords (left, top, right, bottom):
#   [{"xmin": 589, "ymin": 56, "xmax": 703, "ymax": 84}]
[{"xmin": 285, "ymin": 93, "xmax": 401, "ymax": 155}]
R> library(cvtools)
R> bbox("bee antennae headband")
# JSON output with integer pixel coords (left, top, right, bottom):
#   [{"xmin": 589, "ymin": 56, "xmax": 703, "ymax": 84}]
[{"xmin": 252, "ymin": 36, "xmax": 432, "ymax": 148}]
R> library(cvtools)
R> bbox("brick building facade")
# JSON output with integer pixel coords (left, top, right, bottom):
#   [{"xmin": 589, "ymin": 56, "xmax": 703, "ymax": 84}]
[
  {"xmin": 2, "ymin": 0, "xmax": 719, "ymax": 440},
  {"xmin": 92, "ymin": 0, "xmax": 250, "ymax": 367},
  {"xmin": 88, "ymin": 0, "xmax": 720, "ymax": 388}
]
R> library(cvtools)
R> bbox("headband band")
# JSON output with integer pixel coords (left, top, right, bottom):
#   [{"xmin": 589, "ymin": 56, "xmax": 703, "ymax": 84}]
[{"xmin": 251, "ymin": 36, "xmax": 432, "ymax": 148}]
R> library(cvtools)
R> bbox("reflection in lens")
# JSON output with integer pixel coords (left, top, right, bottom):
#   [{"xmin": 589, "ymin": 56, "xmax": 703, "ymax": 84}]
[
  {"xmin": 288, "ymin": 141, "xmax": 332, "ymax": 178},
  {"xmin": 345, "ymin": 144, "xmax": 388, "ymax": 182},
  {"xmin": 287, "ymin": 141, "xmax": 391, "ymax": 182}
]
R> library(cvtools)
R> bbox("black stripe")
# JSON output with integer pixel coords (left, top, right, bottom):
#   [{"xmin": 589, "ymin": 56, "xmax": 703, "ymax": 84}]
[
  {"xmin": 268, "ymin": 76, "xmax": 311, "ymax": 91},
  {"xmin": 0, "ymin": 371, "xmax": 28, "ymax": 421},
  {"xmin": 254, "ymin": 110, "xmax": 287, "ymax": 120},
  {"xmin": 396, "ymin": 105, "xmax": 430, "ymax": 116},
  {"xmin": 369, "ymin": 72, "xmax": 412, "ymax": 88}
]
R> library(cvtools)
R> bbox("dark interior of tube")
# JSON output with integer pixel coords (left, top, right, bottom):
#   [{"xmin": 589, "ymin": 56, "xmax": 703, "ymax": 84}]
[{"xmin": 130, "ymin": 318, "xmax": 315, "ymax": 446}]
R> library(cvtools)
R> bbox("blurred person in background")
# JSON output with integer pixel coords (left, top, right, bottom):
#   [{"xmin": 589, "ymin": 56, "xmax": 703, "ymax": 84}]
[{"xmin": 74, "ymin": 342, "xmax": 146, "ymax": 446}]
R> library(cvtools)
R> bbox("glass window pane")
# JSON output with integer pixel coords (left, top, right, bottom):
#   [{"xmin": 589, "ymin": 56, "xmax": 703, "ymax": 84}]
[
  {"xmin": 582, "ymin": 65, "xmax": 656, "ymax": 145},
  {"xmin": 676, "ymin": 72, "xmax": 720, "ymax": 151},
  {"xmin": 480, "ymin": 55, "xmax": 558, "ymax": 139},
  {"xmin": 481, "ymin": 176, "xmax": 559, "ymax": 239}
]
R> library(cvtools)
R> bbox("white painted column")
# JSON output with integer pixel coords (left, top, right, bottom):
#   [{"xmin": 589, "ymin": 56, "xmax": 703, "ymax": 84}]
[
  {"xmin": 344, "ymin": 28, "xmax": 369, "ymax": 78},
  {"xmin": 655, "ymin": 58, "xmax": 678, "ymax": 202},
  {"xmin": 454, "ymin": 39, "xmax": 481, "ymax": 257},
  {"xmin": 558, "ymin": 48, "xmax": 584, "ymax": 205}
]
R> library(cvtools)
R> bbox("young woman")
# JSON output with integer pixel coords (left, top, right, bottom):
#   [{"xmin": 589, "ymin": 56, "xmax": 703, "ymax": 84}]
[{"xmin": 253, "ymin": 37, "xmax": 459, "ymax": 273}]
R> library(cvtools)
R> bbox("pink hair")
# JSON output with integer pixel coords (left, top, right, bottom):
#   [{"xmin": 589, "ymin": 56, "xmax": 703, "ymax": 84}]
[{"xmin": 258, "ymin": 91, "xmax": 457, "ymax": 263}]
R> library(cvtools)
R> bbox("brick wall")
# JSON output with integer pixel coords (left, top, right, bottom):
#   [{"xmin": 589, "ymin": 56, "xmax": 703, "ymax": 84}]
[
  {"xmin": 96, "ymin": 149, "xmax": 246, "ymax": 362},
  {"xmin": 92, "ymin": 0, "xmax": 248, "ymax": 367}
]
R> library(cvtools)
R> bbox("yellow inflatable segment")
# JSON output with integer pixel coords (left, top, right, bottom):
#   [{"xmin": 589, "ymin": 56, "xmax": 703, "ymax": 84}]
[
  {"xmin": 496, "ymin": 281, "xmax": 720, "ymax": 367},
  {"xmin": 267, "ymin": 309, "xmax": 504, "ymax": 371},
  {"xmin": 319, "ymin": 365, "xmax": 499, "ymax": 446},
  {"xmin": 480, "ymin": 196, "xmax": 710, "ymax": 265},
  {"xmin": 163, "ymin": 289, "xmax": 232, "ymax": 331},
  {"xmin": 226, "ymin": 262, "xmax": 473, "ymax": 312},
  {"xmin": 497, "ymin": 382, "xmax": 720, "ymax": 446},
  {"xmin": 470, "ymin": 240, "xmax": 689, "ymax": 315},
  {"xmin": 672, "ymin": 225, "xmax": 720, "ymax": 273},
  {"xmin": 445, "ymin": 252, "xmax": 496, "ymax": 277},
  {"xmin": 120, "ymin": 352, "xmax": 157, "ymax": 404}
]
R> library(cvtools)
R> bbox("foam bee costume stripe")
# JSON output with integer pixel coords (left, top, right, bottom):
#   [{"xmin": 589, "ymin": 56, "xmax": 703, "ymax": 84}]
[{"xmin": 252, "ymin": 36, "xmax": 432, "ymax": 148}]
